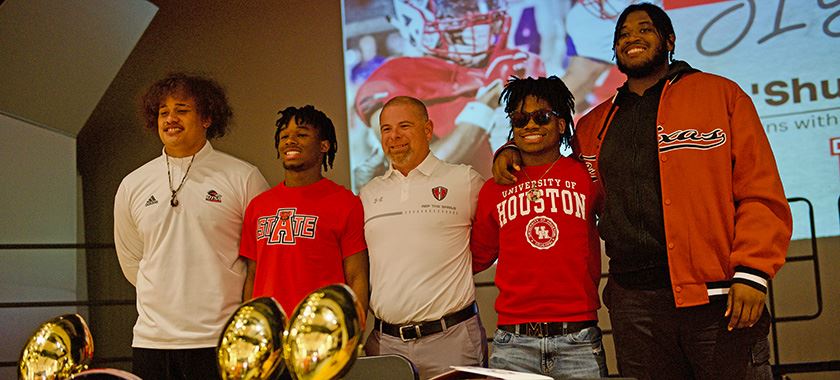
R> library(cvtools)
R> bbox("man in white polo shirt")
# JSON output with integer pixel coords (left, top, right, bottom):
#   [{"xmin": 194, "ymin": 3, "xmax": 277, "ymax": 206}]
[
  {"xmin": 114, "ymin": 73, "xmax": 269, "ymax": 379},
  {"xmin": 360, "ymin": 96, "xmax": 487, "ymax": 379}
]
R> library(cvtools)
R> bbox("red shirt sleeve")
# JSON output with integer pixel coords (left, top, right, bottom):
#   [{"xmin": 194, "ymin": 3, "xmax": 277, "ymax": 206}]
[
  {"xmin": 340, "ymin": 195, "xmax": 368, "ymax": 259},
  {"xmin": 470, "ymin": 179, "xmax": 499, "ymax": 273}
]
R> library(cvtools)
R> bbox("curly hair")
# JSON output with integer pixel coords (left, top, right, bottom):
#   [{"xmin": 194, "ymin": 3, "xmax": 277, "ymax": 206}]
[
  {"xmin": 500, "ymin": 75, "xmax": 575, "ymax": 147},
  {"xmin": 275, "ymin": 105, "xmax": 338, "ymax": 172},
  {"xmin": 140, "ymin": 73, "xmax": 233, "ymax": 140}
]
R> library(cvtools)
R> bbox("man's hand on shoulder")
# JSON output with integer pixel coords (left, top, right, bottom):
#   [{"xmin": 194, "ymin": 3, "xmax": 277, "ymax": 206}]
[{"xmin": 492, "ymin": 146, "xmax": 522, "ymax": 185}]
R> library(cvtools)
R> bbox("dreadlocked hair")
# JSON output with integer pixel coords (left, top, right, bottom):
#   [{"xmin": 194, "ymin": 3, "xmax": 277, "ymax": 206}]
[
  {"xmin": 274, "ymin": 105, "xmax": 338, "ymax": 171},
  {"xmin": 500, "ymin": 75, "xmax": 575, "ymax": 147}
]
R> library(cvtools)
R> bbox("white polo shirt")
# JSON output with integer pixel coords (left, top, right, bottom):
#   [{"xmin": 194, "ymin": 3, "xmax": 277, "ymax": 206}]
[
  {"xmin": 360, "ymin": 153, "xmax": 484, "ymax": 324},
  {"xmin": 114, "ymin": 142, "xmax": 269, "ymax": 349}
]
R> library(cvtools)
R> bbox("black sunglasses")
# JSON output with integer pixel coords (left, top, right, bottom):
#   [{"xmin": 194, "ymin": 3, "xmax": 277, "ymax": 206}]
[{"xmin": 509, "ymin": 109, "xmax": 560, "ymax": 129}]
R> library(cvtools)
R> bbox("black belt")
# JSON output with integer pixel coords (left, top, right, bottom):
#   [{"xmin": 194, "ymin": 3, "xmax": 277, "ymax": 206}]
[
  {"xmin": 374, "ymin": 302, "xmax": 477, "ymax": 342},
  {"xmin": 498, "ymin": 321, "xmax": 597, "ymax": 338}
]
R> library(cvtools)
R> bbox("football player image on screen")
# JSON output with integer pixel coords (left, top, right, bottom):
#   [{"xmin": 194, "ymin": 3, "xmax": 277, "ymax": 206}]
[
  {"xmin": 351, "ymin": 0, "xmax": 546, "ymax": 190},
  {"xmin": 562, "ymin": 0, "xmax": 662, "ymax": 112}
]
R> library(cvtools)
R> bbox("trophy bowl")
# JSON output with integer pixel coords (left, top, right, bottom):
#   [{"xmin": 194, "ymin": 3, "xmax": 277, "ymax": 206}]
[
  {"xmin": 217, "ymin": 297, "xmax": 288, "ymax": 380},
  {"xmin": 284, "ymin": 284, "xmax": 365, "ymax": 380},
  {"xmin": 18, "ymin": 313, "xmax": 94, "ymax": 380}
]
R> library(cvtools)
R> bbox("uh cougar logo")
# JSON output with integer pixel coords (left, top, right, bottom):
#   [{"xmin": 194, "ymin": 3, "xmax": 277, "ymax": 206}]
[{"xmin": 525, "ymin": 216, "xmax": 559, "ymax": 250}]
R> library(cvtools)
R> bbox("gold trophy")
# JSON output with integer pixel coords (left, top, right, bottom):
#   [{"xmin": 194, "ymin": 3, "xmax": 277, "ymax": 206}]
[
  {"xmin": 217, "ymin": 297, "xmax": 288, "ymax": 380},
  {"xmin": 18, "ymin": 313, "xmax": 94, "ymax": 380},
  {"xmin": 284, "ymin": 284, "xmax": 365, "ymax": 380}
]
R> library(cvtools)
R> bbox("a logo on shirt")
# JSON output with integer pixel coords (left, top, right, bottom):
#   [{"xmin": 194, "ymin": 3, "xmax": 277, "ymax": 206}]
[
  {"xmin": 205, "ymin": 190, "xmax": 222, "ymax": 203},
  {"xmin": 256, "ymin": 208, "xmax": 318, "ymax": 245},
  {"xmin": 497, "ymin": 185, "xmax": 587, "ymax": 228},
  {"xmin": 525, "ymin": 216, "xmax": 559, "ymax": 250},
  {"xmin": 431, "ymin": 186, "xmax": 448, "ymax": 201},
  {"xmin": 144, "ymin": 195, "xmax": 158, "ymax": 207},
  {"xmin": 658, "ymin": 125, "xmax": 726, "ymax": 152}
]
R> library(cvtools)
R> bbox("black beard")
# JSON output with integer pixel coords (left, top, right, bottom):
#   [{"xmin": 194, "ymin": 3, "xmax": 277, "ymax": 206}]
[
  {"xmin": 283, "ymin": 161, "xmax": 304, "ymax": 171},
  {"xmin": 617, "ymin": 40, "xmax": 670, "ymax": 78}
]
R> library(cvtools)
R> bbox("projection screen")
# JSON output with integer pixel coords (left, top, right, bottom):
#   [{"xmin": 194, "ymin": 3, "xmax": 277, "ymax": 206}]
[{"xmin": 342, "ymin": 0, "xmax": 840, "ymax": 240}]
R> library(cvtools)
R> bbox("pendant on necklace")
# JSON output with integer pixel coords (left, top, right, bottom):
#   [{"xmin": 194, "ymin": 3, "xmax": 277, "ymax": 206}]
[
  {"xmin": 527, "ymin": 188, "xmax": 542, "ymax": 202},
  {"xmin": 170, "ymin": 192, "xmax": 179, "ymax": 207}
]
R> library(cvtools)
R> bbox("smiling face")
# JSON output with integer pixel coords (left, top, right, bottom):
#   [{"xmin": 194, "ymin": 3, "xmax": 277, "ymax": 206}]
[
  {"xmin": 615, "ymin": 10, "xmax": 674, "ymax": 79},
  {"xmin": 278, "ymin": 117, "xmax": 329, "ymax": 173},
  {"xmin": 157, "ymin": 95, "xmax": 209, "ymax": 157},
  {"xmin": 379, "ymin": 101, "xmax": 433, "ymax": 175},
  {"xmin": 512, "ymin": 95, "xmax": 564, "ymax": 166}
]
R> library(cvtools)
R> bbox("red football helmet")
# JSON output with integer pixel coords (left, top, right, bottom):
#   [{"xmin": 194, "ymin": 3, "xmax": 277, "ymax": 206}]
[
  {"xmin": 391, "ymin": 0, "xmax": 510, "ymax": 67},
  {"xmin": 577, "ymin": 0, "xmax": 660, "ymax": 20},
  {"xmin": 577, "ymin": 0, "xmax": 636, "ymax": 20}
]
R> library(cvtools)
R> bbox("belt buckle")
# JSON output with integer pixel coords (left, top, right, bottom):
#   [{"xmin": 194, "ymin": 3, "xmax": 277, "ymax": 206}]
[
  {"xmin": 399, "ymin": 324, "xmax": 421, "ymax": 342},
  {"xmin": 526, "ymin": 322, "xmax": 546, "ymax": 338}
]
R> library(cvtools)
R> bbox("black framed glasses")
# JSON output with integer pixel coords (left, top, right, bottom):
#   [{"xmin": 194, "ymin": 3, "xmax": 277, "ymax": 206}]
[{"xmin": 509, "ymin": 109, "xmax": 560, "ymax": 128}]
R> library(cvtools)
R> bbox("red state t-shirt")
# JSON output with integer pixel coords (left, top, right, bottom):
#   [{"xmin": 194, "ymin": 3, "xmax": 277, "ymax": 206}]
[{"xmin": 239, "ymin": 178, "xmax": 366, "ymax": 314}]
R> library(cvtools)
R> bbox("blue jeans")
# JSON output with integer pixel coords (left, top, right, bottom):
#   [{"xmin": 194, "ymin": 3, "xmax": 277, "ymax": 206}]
[{"xmin": 489, "ymin": 326, "xmax": 608, "ymax": 379}]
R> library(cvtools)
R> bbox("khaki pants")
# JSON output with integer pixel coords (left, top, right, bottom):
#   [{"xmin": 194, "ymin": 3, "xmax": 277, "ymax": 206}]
[{"xmin": 364, "ymin": 315, "xmax": 487, "ymax": 380}]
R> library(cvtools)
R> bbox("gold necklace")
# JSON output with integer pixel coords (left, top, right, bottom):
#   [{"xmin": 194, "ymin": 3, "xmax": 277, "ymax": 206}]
[
  {"xmin": 166, "ymin": 154, "xmax": 195, "ymax": 207},
  {"xmin": 522, "ymin": 158, "xmax": 560, "ymax": 202}
]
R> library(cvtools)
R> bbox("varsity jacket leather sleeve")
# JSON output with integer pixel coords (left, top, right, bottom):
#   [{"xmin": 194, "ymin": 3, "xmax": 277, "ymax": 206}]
[{"xmin": 574, "ymin": 67, "xmax": 792, "ymax": 307}]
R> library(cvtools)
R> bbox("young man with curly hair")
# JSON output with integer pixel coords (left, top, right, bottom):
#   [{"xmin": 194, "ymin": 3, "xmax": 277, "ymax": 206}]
[{"xmin": 115, "ymin": 73, "xmax": 269, "ymax": 379}]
